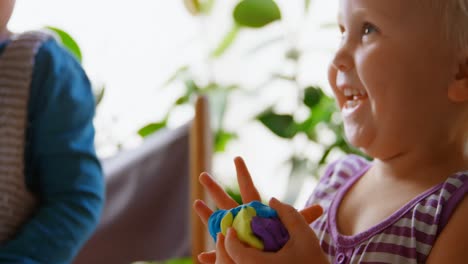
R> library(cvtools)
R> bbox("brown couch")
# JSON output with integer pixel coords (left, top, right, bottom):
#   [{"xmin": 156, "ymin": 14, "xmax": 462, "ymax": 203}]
[{"xmin": 73, "ymin": 124, "xmax": 191, "ymax": 264}]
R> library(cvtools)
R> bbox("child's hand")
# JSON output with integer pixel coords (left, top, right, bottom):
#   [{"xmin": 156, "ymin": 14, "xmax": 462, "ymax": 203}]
[
  {"xmin": 213, "ymin": 198, "xmax": 329, "ymax": 264},
  {"xmin": 193, "ymin": 157, "xmax": 261, "ymax": 263},
  {"xmin": 195, "ymin": 157, "xmax": 262, "ymax": 216},
  {"xmin": 193, "ymin": 157, "xmax": 325, "ymax": 264}
]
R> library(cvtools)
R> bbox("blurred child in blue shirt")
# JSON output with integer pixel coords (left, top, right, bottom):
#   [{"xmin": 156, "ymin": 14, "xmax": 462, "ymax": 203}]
[{"xmin": 0, "ymin": 1, "xmax": 105, "ymax": 263}]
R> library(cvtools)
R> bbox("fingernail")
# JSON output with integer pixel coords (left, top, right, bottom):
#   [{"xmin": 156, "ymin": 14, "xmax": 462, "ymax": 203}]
[
  {"xmin": 199, "ymin": 173, "xmax": 205, "ymax": 181},
  {"xmin": 197, "ymin": 253, "xmax": 205, "ymax": 262},
  {"xmin": 193, "ymin": 199, "xmax": 204, "ymax": 206},
  {"xmin": 199, "ymin": 173, "xmax": 213, "ymax": 184},
  {"xmin": 270, "ymin": 197, "xmax": 280, "ymax": 205},
  {"xmin": 227, "ymin": 227, "xmax": 236, "ymax": 237}
]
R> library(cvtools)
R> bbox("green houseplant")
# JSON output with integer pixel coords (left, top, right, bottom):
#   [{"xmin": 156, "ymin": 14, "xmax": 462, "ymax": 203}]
[
  {"xmin": 138, "ymin": 0, "xmax": 366, "ymax": 204},
  {"xmin": 47, "ymin": 2, "xmax": 368, "ymax": 261}
]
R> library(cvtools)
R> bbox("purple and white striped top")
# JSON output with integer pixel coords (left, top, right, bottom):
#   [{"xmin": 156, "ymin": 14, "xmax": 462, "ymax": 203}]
[{"xmin": 306, "ymin": 155, "xmax": 467, "ymax": 264}]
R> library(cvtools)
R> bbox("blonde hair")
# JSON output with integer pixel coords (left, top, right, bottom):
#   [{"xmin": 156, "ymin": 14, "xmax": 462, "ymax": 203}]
[
  {"xmin": 449, "ymin": 0, "xmax": 468, "ymax": 53},
  {"xmin": 422, "ymin": 0, "xmax": 468, "ymax": 54}
]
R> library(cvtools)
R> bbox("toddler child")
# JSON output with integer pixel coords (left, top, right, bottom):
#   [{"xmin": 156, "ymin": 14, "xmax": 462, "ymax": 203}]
[
  {"xmin": 194, "ymin": 0, "xmax": 468, "ymax": 263},
  {"xmin": 0, "ymin": 1, "xmax": 105, "ymax": 263}
]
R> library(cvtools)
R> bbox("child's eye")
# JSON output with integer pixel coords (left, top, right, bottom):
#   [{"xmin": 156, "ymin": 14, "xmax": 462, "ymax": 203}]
[{"xmin": 362, "ymin": 22, "xmax": 378, "ymax": 35}]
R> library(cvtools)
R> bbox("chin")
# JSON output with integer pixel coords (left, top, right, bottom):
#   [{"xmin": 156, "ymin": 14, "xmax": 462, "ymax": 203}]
[
  {"xmin": 343, "ymin": 123, "xmax": 401, "ymax": 160},
  {"xmin": 345, "ymin": 131, "xmax": 392, "ymax": 160},
  {"xmin": 344, "ymin": 126, "xmax": 373, "ymax": 150},
  {"xmin": 357, "ymin": 140, "xmax": 403, "ymax": 161}
]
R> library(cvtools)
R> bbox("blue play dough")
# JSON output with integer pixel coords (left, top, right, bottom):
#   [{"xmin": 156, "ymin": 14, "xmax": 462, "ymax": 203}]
[{"xmin": 208, "ymin": 201, "xmax": 278, "ymax": 242}]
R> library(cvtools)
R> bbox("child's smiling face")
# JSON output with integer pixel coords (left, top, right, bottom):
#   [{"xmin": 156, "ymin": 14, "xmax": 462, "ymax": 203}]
[{"xmin": 328, "ymin": 0, "xmax": 464, "ymax": 159}]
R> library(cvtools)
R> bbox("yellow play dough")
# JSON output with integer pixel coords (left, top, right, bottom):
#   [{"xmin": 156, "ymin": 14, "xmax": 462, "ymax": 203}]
[
  {"xmin": 231, "ymin": 206, "xmax": 264, "ymax": 250},
  {"xmin": 220, "ymin": 211, "xmax": 233, "ymax": 235}
]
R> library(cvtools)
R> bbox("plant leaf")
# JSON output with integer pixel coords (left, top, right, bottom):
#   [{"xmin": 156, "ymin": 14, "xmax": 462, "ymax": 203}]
[
  {"xmin": 301, "ymin": 105, "xmax": 334, "ymax": 136},
  {"xmin": 285, "ymin": 47, "xmax": 301, "ymax": 61},
  {"xmin": 211, "ymin": 24, "xmax": 241, "ymax": 58},
  {"xmin": 175, "ymin": 95, "xmax": 190, "ymax": 105},
  {"xmin": 185, "ymin": 79, "xmax": 200, "ymax": 94},
  {"xmin": 214, "ymin": 130, "xmax": 237, "ymax": 152},
  {"xmin": 305, "ymin": 0, "xmax": 311, "ymax": 12},
  {"xmin": 138, "ymin": 121, "xmax": 167, "ymax": 138},
  {"xmin": 298, "ymin": 90, "xmax": 337, "ymax": 140},
  {"xmin": 303, "ymin": 86, "xmax": 323, "ymax": 108},
  {"xmin": 45, "ymin": 26, "xmax": 82, "ymax": 63},
  {"xmin": 174, "ymin": 79, "xmax": 200, "ymax": 105},
  {"xmin": 226, "ymin": 187, "xmax": 243, "ymax": 205},
  {"xmin": 94, "ymin": 85, "xmax": 105, "ymax": 107},
  {"xmin": 272, "ymin": 73, "xmax": 296, "ymax": 82},
  {"xmin": 200, "ymin": 0, "xmax": 216, "ymax": 15},
  {"xmin": 162, "ymin": 65, "xmax": 189, "ymax": 88},
  {"xmin": 256, "ymin": 109, "xmax": 297, "ymax": 138},
  {"xmin": 183, "ymin": 0, "xmax": 201, "ymax": 15},
  {"xmin": 233, "ymin": 0, "xmax": 281, "ymax": 28},
  {"xmin": 205, "ymin": 84, "xmax": 237, "ymax": 132},
  {"xmin": 164, "ymin": 258, "xmax": 193, "ymax": 264}
]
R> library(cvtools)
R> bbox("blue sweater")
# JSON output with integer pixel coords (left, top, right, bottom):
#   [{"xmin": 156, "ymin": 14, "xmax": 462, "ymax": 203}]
[{"xmin": 0, "ymin": 38, "xmax": 105, "ymax": 264}]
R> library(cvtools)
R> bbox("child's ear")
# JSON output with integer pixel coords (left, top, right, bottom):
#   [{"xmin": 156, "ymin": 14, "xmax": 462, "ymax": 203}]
[{"xmin": 449, "ymin": 58, "xmax": 468, "ymax": 102}]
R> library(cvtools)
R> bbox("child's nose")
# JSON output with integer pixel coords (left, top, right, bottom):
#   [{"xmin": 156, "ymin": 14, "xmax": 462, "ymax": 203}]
[{"xmin": 331, "ymin": 41, "xmax": 353, "ymax": 72}]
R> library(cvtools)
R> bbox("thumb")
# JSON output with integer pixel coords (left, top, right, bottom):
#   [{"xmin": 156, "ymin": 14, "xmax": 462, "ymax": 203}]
[
  {"xmin": 198, "ymin": 250, "xmax": 216, "ymax": 264},
  {"xmin": 224, "ymin": 228, "xmax": 261, "ymax": 263},
  {"xmin": 299, "ymin": 204, "xmax": 323, "ymax": 224},
  {"xmin": 269, "ymin": 197, "xmax": 312, "ymax": 235}
]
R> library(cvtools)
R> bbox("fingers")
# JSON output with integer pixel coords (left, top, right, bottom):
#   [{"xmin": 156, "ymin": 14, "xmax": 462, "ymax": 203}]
[
  {"xmin": 216, "ymin": 233, "xmax": 236, "ymax": 264},
  {"xmin": 234, "ymin": 157, "xmax": 262, "ymax": 203},
  {"xmin": 198, "ymin": 250, "xmax": 216, "ymax": 264},
  {"xmin": 299, "ymin": 204, "xmax": 323, "ymax": 224},
  {"xmin": 269, "ymin": 198, "xmax": 312, "ymax": 235},
  {"xmin": 199, "ymin": 157, "xmax": 261, "ymax": 210},
  {"xmin": 224, "ymin": 228, "xmax": 260, "ymax": 263},
  {"xmin": 193, "ymin": 199, "xmax": 213, "ymax": 225},
  {"xmin": 199, "ymin": 172, "xmax": 239, "ymax": 209}
]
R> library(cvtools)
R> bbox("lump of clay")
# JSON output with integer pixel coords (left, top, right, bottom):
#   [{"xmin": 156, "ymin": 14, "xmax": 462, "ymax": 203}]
[{"xmin": 208, "ymin": 201, "xmax": 289, "ymax": 252}]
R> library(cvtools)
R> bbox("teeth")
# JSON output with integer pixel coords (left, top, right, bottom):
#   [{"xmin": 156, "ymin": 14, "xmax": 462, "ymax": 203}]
[
  {"xmin": 343, "ymin": 88, "xmax": 366, "ymax": 97},
  {"xmin": 345, "ymin": 100, "xmax": 359, "ymax": 108}
]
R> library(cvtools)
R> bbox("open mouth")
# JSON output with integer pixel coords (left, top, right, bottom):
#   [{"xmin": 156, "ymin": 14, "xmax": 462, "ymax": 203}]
[{"xmin": 343, "ymin": 88, "xmax": 368, "ymax": 109}]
